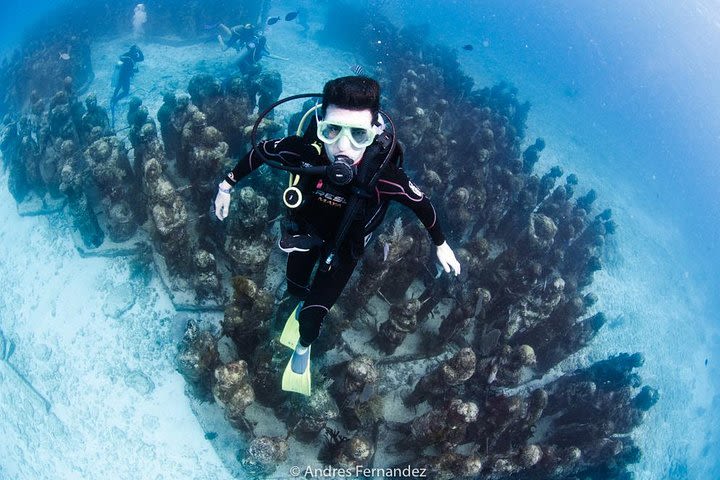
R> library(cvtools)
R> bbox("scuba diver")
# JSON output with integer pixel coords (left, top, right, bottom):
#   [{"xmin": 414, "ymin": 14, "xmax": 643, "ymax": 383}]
[
  {"xmin": 111, "ymin": 45, "xmax": 144, "ymax": 106},
  {"xmin": 236, "ymin": 34, "xmax": 288, "ymax": 73},
  {"xmin": 213, "ymin": 76, "xmax": 461, "ymax": 396},
  {"xmin": 217, "ymin": 23, "xmax": 256, "ymax": 52}
]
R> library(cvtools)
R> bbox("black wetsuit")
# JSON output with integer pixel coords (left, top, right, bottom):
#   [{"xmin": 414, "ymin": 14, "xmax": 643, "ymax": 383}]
[
  {"xmin": 112, "ymin": 47, "xmax": 144, "ymax": 104},
  {"xmin": 237, "ymin": 35, "xmax": 270, "ymax": 73},
  {"xmin": 226, "ymin": 27, "xmax": 255, "ymax": 51},
  {"xmin": 224, "ymin": 135, "xmax": 446, "ymax": 347}
]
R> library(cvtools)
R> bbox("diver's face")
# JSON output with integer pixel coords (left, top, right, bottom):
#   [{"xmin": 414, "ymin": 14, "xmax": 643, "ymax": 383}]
[{"xmin": 321, "ymin": 105, "xmax": 374, "ymax": 165}]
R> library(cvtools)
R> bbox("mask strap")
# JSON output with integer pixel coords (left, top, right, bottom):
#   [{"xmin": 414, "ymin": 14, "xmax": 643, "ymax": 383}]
[
  {"xmin": 373, "ymin": 113, "xmax": 386, "ymax": 136},
  {"xmin": 314, "ymin": 99, "xmax": 323, "ymax": 124}
]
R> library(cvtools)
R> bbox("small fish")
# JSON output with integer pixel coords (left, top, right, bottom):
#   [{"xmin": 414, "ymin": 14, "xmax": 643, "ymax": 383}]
[
  {"xmin": 204, "ymin": 431, "xmax": 217, "ymax": 440},
  {"xmin": 285, "ymin": 11, "xmax": 298, "ymax": 21},
  {"xmin": 462, "ymin": 44, "xmax": 474, "ymax": 51},
  {"xmin": 383, "ymin": 242, "xmax": 390, "ymax": 262},
  {"xmin": 59, "ymin": 52, "xmax": 71, "ymax": 60},
  {"xmin": 267, "ymin": 16, "xmax": 281, "ymax": 25},
  {"xmin": 705, "ymin": 358, "xmax": 709, "ymax": 366},
  {"xmin": 351, "ymin": 64, "xmax": 366, "ymax": 76}
]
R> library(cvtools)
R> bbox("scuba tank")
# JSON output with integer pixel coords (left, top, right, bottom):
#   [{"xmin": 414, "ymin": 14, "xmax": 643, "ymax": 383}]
[{"xmin": 111, "ymin": 60, "xmax": 122, "ymax": 89}]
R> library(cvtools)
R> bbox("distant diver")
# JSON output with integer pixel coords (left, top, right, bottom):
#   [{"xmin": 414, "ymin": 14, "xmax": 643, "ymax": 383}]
[
  {"xmin": 110, "ymin": 45, "xmax": 144, "ymax": 126},
  {"xmin": 217, "ymin": 23, "xmax": 256, "ymax": 52},
  {"xmin": 132, "ymin": 3, "xmax": 147, "ymax": 38},
  {"xmin": 213, "ymin": 76, "xmax": 461, "ymax": 395},
  {"xmin": 111, "ymin": 45, "xmax": 144, "ymax": 105},
  {"xmin": 236, "ymin": 34, "xmax": 288, "ymax": 73}
]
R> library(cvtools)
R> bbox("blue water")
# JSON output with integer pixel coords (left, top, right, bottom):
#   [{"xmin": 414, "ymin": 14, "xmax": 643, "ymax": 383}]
[
  {"xmin": 1, "ymin": 0, "xmax": 719, "ymax": 478},
  {"xmin": 391, "ymin": 0, "xmax": 720, "ymax": 275}
]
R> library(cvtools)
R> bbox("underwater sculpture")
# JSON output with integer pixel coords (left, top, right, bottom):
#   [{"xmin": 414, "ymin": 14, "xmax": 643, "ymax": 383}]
[
  {"xmin": 58, "ymin": 140, "xmax": 104, "ymax": 248},
  {"xmin": 0, "ymin": 4, "xmax": 657, "ymax": 479},
  {"xmin": 80, "ymin": 93, "xmax": 111, "ymax": 144},
  {"xmin": 239, "ymin": 435, "xmax": 289, "ymax": 477},
  {"xmin": 84, "ymin": 135, "xmax": 139, "ymax": 242}
]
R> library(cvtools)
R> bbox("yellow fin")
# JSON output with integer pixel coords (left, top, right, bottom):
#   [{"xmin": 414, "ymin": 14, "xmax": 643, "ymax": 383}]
[
  {"xmin": 278, "ymin": 303, "xmax": 301, "ymax": 349},
  {"xmin": 281, "ymin": 352, "xmax": 311, "ymax": 396}
]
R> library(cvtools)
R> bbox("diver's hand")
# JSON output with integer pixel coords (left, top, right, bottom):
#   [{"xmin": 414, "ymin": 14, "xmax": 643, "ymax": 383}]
[
  {"xmin": 436, "ymin": 241, "xmax": 461, "ymax": 276},
  {"xmin": 214, "ymin": 181, "xmax": 232, "ymax": 220}
]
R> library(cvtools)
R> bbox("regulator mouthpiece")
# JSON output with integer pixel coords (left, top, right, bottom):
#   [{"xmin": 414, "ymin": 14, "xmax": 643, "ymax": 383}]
[{"xmin": 329, "ymin": 155, "xmax": 355, "ymax": 186}]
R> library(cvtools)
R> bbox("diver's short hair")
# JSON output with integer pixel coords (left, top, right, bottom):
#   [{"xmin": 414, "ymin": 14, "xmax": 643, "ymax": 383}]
[{"xmin": 322, "ymin": 76, "xmax": 380, "ymax": 122}]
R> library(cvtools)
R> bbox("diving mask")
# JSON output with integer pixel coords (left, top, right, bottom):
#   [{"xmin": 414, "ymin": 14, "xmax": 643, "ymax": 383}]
[
  {"xmin": 315, "ymin": 106, "xmax": 377, "ymax": 149},
  {"xmin": 317, "ymin": 121, "xmax": 376, "ymax": 149}
]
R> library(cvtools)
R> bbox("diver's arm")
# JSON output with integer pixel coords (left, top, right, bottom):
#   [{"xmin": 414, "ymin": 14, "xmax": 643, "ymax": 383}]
[
  {"xmin": 266, "ymin": 53, "xmax": 290, "ymax": 61},
  {"xmin": 376, "ymin": 165, "xmax": 446, "ymax": 246},
  {"xmin": 377, "ymin": 166, "xmax": 460, "ymax": 275},
  {"xmin": 216, "ymin": 136, "xmax": 314, "ymax": 221},
  {"xmin": 224, "ymin": 136, "xmax": 311, "ymax": 187},
  {"xmin": 223, "ymin": 147, "xmax": 265, "ymax": 186},
  {"xmin": 216, "ymin": 145, "xmax": 264, "ymax": 220},
  {"xmin": 263, "ymin": 45, "xmax": 289, "ymax": 61}
]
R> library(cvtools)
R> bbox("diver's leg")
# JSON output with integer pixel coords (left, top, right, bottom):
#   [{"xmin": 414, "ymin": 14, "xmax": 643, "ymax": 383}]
[
  {"xmin": 111, "ymin": 83, "xmax": 121, "ymax": 104},
  {"xmin": 218, "ymin": 23, "xmax": 232, "ymax": 36},
  {"xmin": 286, "ymin": 247, "xmax": 320, "ymax": 298},
  {"xmin": 115, "ymin": 77, "xmax": 130, "ymax": 102},
  {"xmin": 236, "ymin": 47, "xmax": 251, "ymax": 67},
  {"xmin": 297, "ymin": 253, "xmax": 358, "ymax": 347}
]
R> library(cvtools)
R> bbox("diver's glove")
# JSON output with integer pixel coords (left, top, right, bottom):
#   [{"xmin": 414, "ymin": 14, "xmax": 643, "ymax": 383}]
[
  {"xmin": 214, "ymin": 180, "xmax": 233, "ymax": 220},
  {"xmin": 436, "ymin": 241, "xmax": 461, "ymax": 276}
]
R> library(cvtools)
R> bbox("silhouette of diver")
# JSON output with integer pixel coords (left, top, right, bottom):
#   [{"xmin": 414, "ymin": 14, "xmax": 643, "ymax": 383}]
[
  {"xmin": 111, "ymin": 45, "xmax": 144, "ymax": 106},
  {"xmin": 236, "ymin": 34, "xmax": 288, "ymax": 73},
  {"xmin": 217, "ymin": 23, "xmax": 257, "ymax": 52}
]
